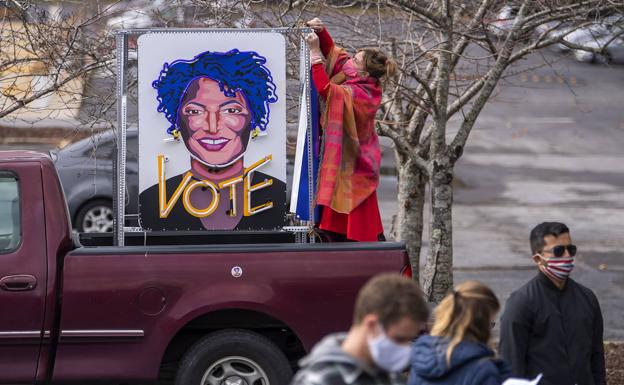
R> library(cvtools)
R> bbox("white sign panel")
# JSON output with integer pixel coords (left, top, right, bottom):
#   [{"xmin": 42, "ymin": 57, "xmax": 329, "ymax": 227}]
[{"xmin": 137, "ymin": 32, "xmax": 287, "ymax": 231}]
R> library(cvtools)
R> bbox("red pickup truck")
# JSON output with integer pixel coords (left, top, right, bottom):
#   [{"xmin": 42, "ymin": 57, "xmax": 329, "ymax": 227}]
[{"xmin": 0, "ymin": 150, "xmax": 410, "ymax": 385}]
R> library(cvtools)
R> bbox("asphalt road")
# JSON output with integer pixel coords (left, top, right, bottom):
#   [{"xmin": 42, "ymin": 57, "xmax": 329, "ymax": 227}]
[{"xmin": 377, "ymin": 49, "xmax": 624, "ymax": 340}]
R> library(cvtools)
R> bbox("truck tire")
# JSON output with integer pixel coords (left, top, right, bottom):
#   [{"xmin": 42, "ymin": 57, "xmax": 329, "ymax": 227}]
[{"xmin": 175, "ymin": 329, "xmax": 293, "ymax": 385}]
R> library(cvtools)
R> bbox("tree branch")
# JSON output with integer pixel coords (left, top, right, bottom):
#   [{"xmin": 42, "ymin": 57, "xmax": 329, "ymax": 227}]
[
  {"xmin": 377, "ymin": 121, "xmax": 430, "ymax": 175},
  {"xmin": 448, "ymin": 0, "xmax": 531, "ymax": 163},
  {"xmin": 430, "ymin": 19, "xmax": 453, "ymax": 156},
  {"xmin": 520, "ymin": 0, "xmax": 611, "ymax": 27},
  {"xmin": 389, "ymin": 0, "xmax": 445, "ymax": 27},
  {"xmin": 449, "ymin": 0, "xmax": 491, "ymax": 72},
  {"xmin": 0, "ymin": 61, "xmax": 111, "ymax": 119}
]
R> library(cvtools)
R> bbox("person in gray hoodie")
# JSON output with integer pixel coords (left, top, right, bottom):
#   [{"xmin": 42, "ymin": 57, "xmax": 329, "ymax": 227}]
[{"xmin": 291, "ymin": 273, "xmax": 430, "ymax": 385}]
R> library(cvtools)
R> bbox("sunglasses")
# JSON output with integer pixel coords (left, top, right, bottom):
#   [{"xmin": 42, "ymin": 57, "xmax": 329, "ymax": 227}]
[{"xmin": 542, "ymin": 244, "xmax": 577, "ymax": 257}]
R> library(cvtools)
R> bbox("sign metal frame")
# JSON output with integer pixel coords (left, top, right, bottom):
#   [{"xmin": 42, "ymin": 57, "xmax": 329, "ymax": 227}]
[{"xmin": 114, "ymin": 27, "xmax": 314, "ymax": 246}]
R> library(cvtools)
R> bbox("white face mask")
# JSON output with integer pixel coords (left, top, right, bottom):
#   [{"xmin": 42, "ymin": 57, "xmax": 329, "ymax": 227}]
[{"xmin": 367, "ymin": 326, "xmax": 411, "ymax": 373}]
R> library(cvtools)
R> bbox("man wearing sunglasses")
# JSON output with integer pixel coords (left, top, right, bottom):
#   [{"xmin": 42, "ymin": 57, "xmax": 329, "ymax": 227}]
[{"xmin": 499, "ymin": 222, "xmax": 605, "ymax": 385}]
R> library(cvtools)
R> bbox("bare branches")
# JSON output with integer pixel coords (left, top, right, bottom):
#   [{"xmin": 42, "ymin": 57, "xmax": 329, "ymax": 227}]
[
  {"xmin": 1, "ymin": 3, "xmax": 114, "ymax": 123},
  {"xmin": 0, "ymin": 60, "xmax": 111, "ymax": 119},
  {"xmin": 3, "ymin": 0, "xmax": 623, "ymax": 155},
  {"xmin": 449, "ymin": 0, "xmax": 491, "ymax": 72},
  {"xmin": 521, "ymin": 0, "xmax": 610, "ymax": 27},
  {"xmin": 269, "ymin": 0, "xmax": 624, "ymax": 301},
  {"xmin": 1, "ymin": 0, "xmax": 255, "ymax": 126},
  {"xmin": 447, "ymin": 0, "xmax": 531, "ymax": 162},
  {"xmin": 376, "ymin": 121, "xmax": 430, "ymax": 174},
  {"xmin": 389, "ymin": 0, "xmax": 443, "ymax": 27}
]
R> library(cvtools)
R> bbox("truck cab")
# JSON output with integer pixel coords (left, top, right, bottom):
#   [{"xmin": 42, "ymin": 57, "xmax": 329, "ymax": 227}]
[{"xmin": 0, "ymin": 151, "xmax": 72, "ymax": 384}]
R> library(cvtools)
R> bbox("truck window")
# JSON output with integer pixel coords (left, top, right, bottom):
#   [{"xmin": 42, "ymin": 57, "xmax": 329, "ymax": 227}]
[{"xmin": 0, "ymin": 173, "xmax": 20, "ymax": 252}]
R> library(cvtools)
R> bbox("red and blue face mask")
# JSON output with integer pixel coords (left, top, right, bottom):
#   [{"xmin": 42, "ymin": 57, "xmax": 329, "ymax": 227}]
[{"xmin": 537, "ymin": 253, "xmax": 575, "ymax": 281}]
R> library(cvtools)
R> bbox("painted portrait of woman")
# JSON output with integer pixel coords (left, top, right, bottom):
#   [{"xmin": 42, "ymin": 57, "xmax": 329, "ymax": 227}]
[{"xmin": 138, "ymin": 48, "xmax": 287, "ymax": 231}]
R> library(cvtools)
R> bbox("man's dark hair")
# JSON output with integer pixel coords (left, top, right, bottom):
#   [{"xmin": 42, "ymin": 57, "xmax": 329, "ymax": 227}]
[
  {"xmin": 530, "ymin": 222, "xmax": 570, "ymax": 254},
  {"xmin": 353, "ymin": 273, "xmax": 429, "ymax": 328}
]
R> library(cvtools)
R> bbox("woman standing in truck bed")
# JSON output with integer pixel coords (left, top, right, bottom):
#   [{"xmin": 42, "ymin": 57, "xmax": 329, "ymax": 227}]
[{"xmin": 305, "ymin": 18, "xmax": 396, "ymax": 242}]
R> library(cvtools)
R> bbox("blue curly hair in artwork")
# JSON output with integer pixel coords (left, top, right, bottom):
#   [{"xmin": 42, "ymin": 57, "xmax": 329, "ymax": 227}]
[{"xmin": 152, "ymin": 49, "xmax": 278, "ymax": 136}]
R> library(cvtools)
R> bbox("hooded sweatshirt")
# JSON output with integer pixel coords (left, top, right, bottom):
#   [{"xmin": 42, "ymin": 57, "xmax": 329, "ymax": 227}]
[
  {"xmin": 291, "ymin": 333, "xmax": 405, "ymax": 385},
  {"xmin": 408, "ymin": 335, "xmax": 511, "ymax": 385}
]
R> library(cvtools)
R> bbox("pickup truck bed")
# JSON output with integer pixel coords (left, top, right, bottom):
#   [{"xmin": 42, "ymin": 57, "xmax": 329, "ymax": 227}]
[{"xmin": 57, "ymin": 242, "xmax": 407, "ymax": 381}]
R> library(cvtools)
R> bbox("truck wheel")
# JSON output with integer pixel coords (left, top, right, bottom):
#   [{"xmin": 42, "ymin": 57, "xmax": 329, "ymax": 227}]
[
  {"xmin": 175, "ymin": 329, "xmax": 293, "ymax": 385},
  {"xmin": 75, "ymin": 199, "xmax": 113, "ymax": 233}
]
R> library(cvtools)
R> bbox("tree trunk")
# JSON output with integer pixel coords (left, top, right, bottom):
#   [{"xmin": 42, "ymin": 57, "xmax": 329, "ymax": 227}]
[
  {"xmin": 422, "ymin": 156, "xmax": 454, "ymax": 303},
  {"xmin": 392, "ymin": 149, "xmax": 427, "ymax": 282}
]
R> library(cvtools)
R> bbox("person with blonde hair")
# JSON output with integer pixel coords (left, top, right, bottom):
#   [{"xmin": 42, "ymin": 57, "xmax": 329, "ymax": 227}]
[
  {"xmin": 408, "ymin": 281, "xmax": 511, "ymax": 385},
  {"xmin": 304, "ymin": 18, "xmax": 397, "ymax": 242}
]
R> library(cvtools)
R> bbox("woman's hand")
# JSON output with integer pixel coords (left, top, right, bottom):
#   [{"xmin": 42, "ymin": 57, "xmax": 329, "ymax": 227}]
[
  {"xmin": 305, "ymin": 33, "xmax": 324, "ymax": 65},
  {"xmin": 305, "ymin": 32, "xmax": 321, "ymax": 53},
  {"xmin": 306, "ymin": 17, "xmax": 324, "ymax": 33}
]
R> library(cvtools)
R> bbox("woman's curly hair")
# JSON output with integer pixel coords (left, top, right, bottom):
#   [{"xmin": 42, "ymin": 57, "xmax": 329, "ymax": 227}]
[{"xmin": 152, "ymin": 49, "xmax": 278, "ymax": 135}]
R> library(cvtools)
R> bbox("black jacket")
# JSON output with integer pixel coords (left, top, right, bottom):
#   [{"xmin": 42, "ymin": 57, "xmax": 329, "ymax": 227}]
[
  {"xmin": 138, "ymin": 171, "xmax": 287, "ymax": 231},
  {"xmin": 499, "ymin": 272, "xmax": 605, "ymax": 385}
]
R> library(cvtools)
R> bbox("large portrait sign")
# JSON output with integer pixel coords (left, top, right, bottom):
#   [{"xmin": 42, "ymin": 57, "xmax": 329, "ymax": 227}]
[{"xmin": 137, "ymin": 32, "xmax": 287, "ymax": 231}]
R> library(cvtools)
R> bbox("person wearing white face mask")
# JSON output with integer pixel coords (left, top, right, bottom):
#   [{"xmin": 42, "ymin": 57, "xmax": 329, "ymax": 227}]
[
  {"xmin": 499, "ymin": 222, "xmax": 606, "ymax": 385},
  {"xmin": 291, "ymin": 274, "xmax": 429, "ymax": 385}
]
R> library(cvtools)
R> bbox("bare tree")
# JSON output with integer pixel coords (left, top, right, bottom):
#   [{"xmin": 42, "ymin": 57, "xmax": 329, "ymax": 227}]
[
  {"xmin": 0, "ymin": 1, "xmax": 115, "ymax": 124},
  {"xmin": 263, "ymin": 1, "xmax": 624, "ymax": 301},
  {"xmin": 376, "ymin": 0, "xmax": 624, "ymax": 301},
  {"xmin": 0, "ymin": 0, "xmax": 257, "ymax": 128}
]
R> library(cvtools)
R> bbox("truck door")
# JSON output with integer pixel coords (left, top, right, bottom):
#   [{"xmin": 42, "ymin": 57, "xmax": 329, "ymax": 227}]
[{"xmin": 0, "ymin": 165, "xmax": 48, "ymax": 383}]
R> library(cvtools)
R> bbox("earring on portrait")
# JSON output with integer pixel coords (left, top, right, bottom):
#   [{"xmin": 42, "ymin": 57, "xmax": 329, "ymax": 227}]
[
  {"xmin": 164, "ymin": 127, "xmax": 183, "ymax": 143},
  {"xmin": 251, "ymin": 127, "xmax": 267, "ymax": 139}
]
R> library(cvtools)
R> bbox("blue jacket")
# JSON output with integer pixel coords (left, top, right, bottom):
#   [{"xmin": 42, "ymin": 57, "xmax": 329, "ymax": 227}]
[{"xmin": 409, "ymin": 335, "xmax": 511, "ymax": 385}]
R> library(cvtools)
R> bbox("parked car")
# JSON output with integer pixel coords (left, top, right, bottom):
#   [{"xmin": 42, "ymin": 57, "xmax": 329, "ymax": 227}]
[
  {"xmin": 557, "ymin": 24, "xmax": 608, "ymax": 51},
  {"xmin": 570, "ymin": 17, "xmax": 624, "ymax": 63},
  {"xmin": 49, "ymin": 129, "xmax": 138, "ymax": 232},
  {"xmin": 0, "ymin": 149, "xmax": 411, "ymax": 385},
  {"xmin": 572, "ymin": 32, "xmax": 624, "ymax": 63},
  {"xmin": 538, "ymin": 15, "xmax": 624, "ymax": 63},
  {"xmin": 486, "ymin": 5, "xmax": 518, "ymax": 37},
  {"xmin": 535, "ymin": 21, "xmax": 575, "ymax": 52},
  {"xmin": 486, "ymin": 6, "xmax": 539, "ymax": 42}
]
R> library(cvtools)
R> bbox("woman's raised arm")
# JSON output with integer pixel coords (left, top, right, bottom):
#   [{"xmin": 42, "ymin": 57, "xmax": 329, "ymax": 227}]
[{"xmin": 306, "ymin": 18, "xmax": 334, "ymax": 57}]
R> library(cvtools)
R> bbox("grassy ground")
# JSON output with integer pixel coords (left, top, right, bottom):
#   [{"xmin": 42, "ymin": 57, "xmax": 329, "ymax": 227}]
[{"xmin": 606, "ymin": 342, "xmax": 624, "ymax": 384}]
